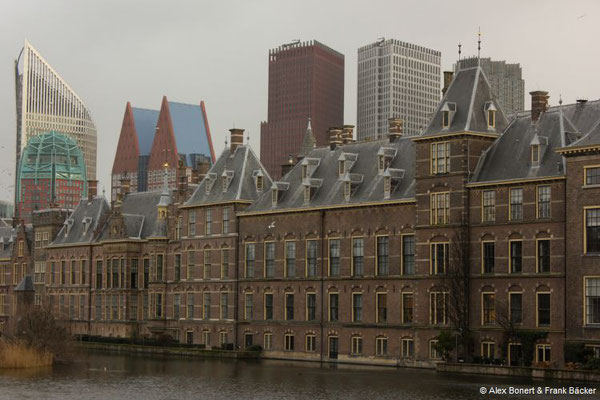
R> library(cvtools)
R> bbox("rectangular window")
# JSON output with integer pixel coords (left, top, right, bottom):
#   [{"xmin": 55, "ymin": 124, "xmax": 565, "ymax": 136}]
[
  {"xmin": 285, "ymin": 241, "xmax": 296, "ymax": 277},
  {"xmin": 482, "ymin": 242, "xmax": 495, "ymax": 274},
  {"xmin": 329, "ymin": 239, "xmax": 340, "ymax": 276},
  {"xmin": 537, "ymin": 185, "xmax": 551, "ymax": 219},
  {"xmin": 284, "ymin": 334, "xmax": 294, "ymax": 351},
  {"xmin": 431, "ymin": 142, "xmax": 450, "ymax": 174},
  {"xmin": 430, "ymin": 292, "xmax": 448, "ymax": 325},
  {"xmin": 352, "ymin": 238, "xmax": 364, "ymax": 276},
  {"xmin": 156, "ymin": 254, "xmax": 164, "ymax": 281},
  {"xmin": 329, "ymin": 293, "xmax": 339, "ymax": 322},
  {"xmin": 352, "ymin": 293, "xmax": 363, "ymax": 322},
  {"xmin": 203, "ymin": 249, "xmax": 210, "ymax": 279},
  {"xmin": 537, "ymin": 240, "xmax": 550, "ymax": 273},
  {"xmin": 585, "ymin": 278, "xmax": 600, "ymax": 325},
  {"xmin": 61, "ymin": 261, "xmax": 66, "ymax": 285},
  {"xmin": 220, "ymin": 292, "xmax": 228, "ymax": 319},
  {"xmin": 536, "ymin": 345, "xmax": 551, "ymax": 363},
  {"xmin": 305, "ymin": 335, "xmax": 316, "ymax": 352},
  {"xmin": 221, "ymin": 248, "xmax": 229, "ymax": 279},
  {"xmin": 585, "ymin": 208, "xmax": 600, "ymax": 253},
  {"xmin": 188, "ymin": 212, "xmax": 196, "ymax": 236},
  {"xmin": 130, "ymin": 259, "xmax": 138, "ymax": 289},
  {"xmin": 351, "ymin": 337, "xmax": 363, "ymax": 355},
  {"xmin": 143, "ymin": 259, "xmax": 149, "ymax": 288},
  {"xmin": 220, "ymin": 332, "xmax": 228, "ymax": 347},
  {"xmin": 265, "ymin": 242, "xmax": 275, "ymax": 278},
  {"xmin": 306, "ymin": 293, "xmax": 316, "ymax": 321},
  {"xmin": 376, "ymin": 236, "xmax": 389, "ymax": 276},
  {"xmin": 306, "ymin": 240, "xmax": 317, "ymax": 277},
  {"xmin": 245, "ymin": 243, "xmax": 255, "ymax": 278},
  {"xmin": 430, "ymin": 340, "xmax": 441, "ymax": 359},
  {"xmin": 187, "ymin": 292, "xmax": 194, "ymax": 319},
  {"xmin": 430, "ymin": 192, "xmax": 450, "ymax": 225},
  {"xmin": 402, "ymin": 339, "xmax": 415, "ymax": 358},
  {"xmin": 510, "ymin": 292, "xmax": 523, "ymax": 325},
  {"xmin": 69, "ymin": 295, "xmax": 75, "ymax": 319},
  {"xmin": 482, "ymin": 190, "xmax": 495, "ymax": 222},
  {"xmin": 482, "ymin": 293, "xmax": 495, "ymax": 325},
  {"xmin": 202, "ymin": 331, "xmax": 210, "ymax": 346},
  {"xmin": 263, "ymin": 333, "xmax": 272, "ymax": 350},
  {"xmin": 205, "ymin": 209, "xmax": 212, "ymax": 235},
  {"xmin": 376, "ymin": 293, "xmax": 387, "ymax": 323},
  {"xmin": 173, "ymin": 294, "xmax": 181, "ymax": 320},
  {"xmin": 203, "ymin": 292, "xmax": 211, "ymax": 319},
  {"xmin": 376, "ymin": 337, "xmax": 388, "ymax": 356},
  {"xmin": 285, "ymin": 293, "xmax": 294, "ymax": 320},
  {"xmin": 402, "ymin": 235, "xmax": 415, "ymax": 275},
  {"xmin": 509, "ymin": 241, "xmax": 522, "ymax": 273},
  {"xmin": 264, "ymin": 293, "xmax": 273, "ymax": 320},
  {"xmin": 174, "ymin": 254, "xmax": 181, "ymax": 281},
  {"xmin": 222, "ymin": 207, "xmax": 230, "ymax": 235},
  {"xmin": 430, "ymin": 242, "xmax": 449, "ymax": 275},
  {"xmin": 402, "ymin": 293, "xmax": 413, "ymax": 323},
  {"xmin": 537, "ymin": 293, "xmax": 551, "ymax": 326},
  {"xmin": 510, "ymin": 188, "xmax": 523, "ymax": 220},
  {"xmin": 585, "ymin": 166, "xmax": 600, "ymax": 186},
  {"xmin": 244, "ymin": 293, "xmax": 253, "ymax": 320},
  {"xmin": 186, "ymin": 250, "xmax": 194, "ymax": 280},
  {"xmin": 482, "ymin": 342, "xmax": 495, "ymax": 359},
  {"xmin": 95, "ymin": 294, "xmax": 101, "ymax": 320}
]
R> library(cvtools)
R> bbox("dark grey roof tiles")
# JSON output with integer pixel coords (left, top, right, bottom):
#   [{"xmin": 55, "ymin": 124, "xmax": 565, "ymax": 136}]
[
  {"xmin": 15, "ymin": 275, "xmax": 34, "ymax": 292},
  {"xmin": 565, "ymin": 118, "xmax": 600, "ymax": 149},
  {"xmin": 472, "ymin": 107, "xmax": 578, "ymax": 183},
  {"xmin": 422, "ymin": 66, "xmax": 508, "ymax": 136},
  {"xmin": 51, "ymin": 197, "xmax": 110, "ymax": 245},
  {"xmin": 185, "ymin": 145, "xmax": 272, "ymax": 206},
  {"xmin": 0, "ymin": 227, "xmax": 16, "ymax": 259},
  {"xmin": 245, "ymin": 137, "xmax": 415, "ymax": 213},
  {"xmin": 559, "ymin": 99, "xmax": 600, "ymax": 135}
]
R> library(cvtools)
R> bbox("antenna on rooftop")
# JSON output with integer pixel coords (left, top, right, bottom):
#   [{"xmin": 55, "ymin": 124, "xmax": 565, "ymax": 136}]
[{"xmin": 477, "ymin": 27, "xmax": 482, "ymax": 61}]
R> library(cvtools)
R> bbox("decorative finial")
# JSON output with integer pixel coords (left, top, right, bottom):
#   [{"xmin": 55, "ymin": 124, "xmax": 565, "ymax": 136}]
[
  {"xmin": 246, "ymin": 131, "xmax": 250, "ymax": 144},
  {"xmin": 458, "ymin": 43, "xmax": 462, "ymax": 63},
  {"xmin": 559, "ymin": 94, "xmax": 563, "ymax": 106},
  {"xmin": 102, "ymin": 186, "xmax": 106, "ymax": 196},
  {"xmin": 225, "ymin": 137, "xmax": 228, "ymax": 147},
  {"xmin": 163, "ymin": 162, "xmax": 169, "ymax": 169},
  {"xmin": 477, "ymin": 27, "xmax": 482, "ymax": 60}
]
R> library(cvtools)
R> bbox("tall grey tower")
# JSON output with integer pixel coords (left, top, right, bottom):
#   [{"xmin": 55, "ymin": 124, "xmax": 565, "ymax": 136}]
[
  {"xmin": 455, "ymin": 57, "xmax": 525, "ymax": 115},
  {"xmin": 357, "ymin": 38, "xmax": 441, "ymax": 140}
]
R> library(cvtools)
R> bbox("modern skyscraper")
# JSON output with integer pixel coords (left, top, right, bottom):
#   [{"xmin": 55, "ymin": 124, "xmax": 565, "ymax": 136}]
[
  {"xmin": 455, "ymin": 57, "xmax": 525, "ymax": 114},
  {"xmin": 111, "ymin": 97, "xmax": 215, "ymax": 201},
  {"xmin": 14, "ymin": 40, "xmax": 97, "ymax": 185},
  {"xmin": 357, "ymin": 38, "xmax": 441, "ymax": 140},
  {"xmin": 16, "ymin": 131, "xmax": 87, "ymax": 222},
  {"xmin": 260, "ymin": 40, "xmax": 344, "ymax": 178}
]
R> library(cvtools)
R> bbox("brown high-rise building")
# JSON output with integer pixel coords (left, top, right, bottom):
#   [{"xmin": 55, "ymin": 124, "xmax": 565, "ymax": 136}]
[{"xmin": 260, "ymin": 40, "xmax": 344, "ymax": 178}]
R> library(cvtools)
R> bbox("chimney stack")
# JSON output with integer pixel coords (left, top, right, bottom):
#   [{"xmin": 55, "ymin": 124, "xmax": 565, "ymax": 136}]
[
  {"xmin": 341, "ymin": 125, "xmax": 355, "ymax": 144},
  {"xmin": 229, "ymin": 128, "xmax": 244, "ymax": 153},
  {"xmin": 87, "ymin": 180, "xmax": 98, "ymax": 202},
  {"xmin": 177, "ymin": 160, "xmax": 188, "ymax": 195},
  {"xmin": 530, "ymin": 91, "xmax": 549, "ymax": 122},
  {"xmin": 328, "ymin": 127, "xmax": 343, "ymax": 150},
  {"xmin": 388, "ymin": 118, "xmax": 403, "ymax": 143},
  {"xmin": 442, "ymin": 71, "xmax": 454, "ymax": 95}
]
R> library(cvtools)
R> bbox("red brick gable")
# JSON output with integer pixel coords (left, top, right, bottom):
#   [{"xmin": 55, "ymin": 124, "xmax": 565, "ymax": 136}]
[
  {"xmin": 112, "ymin": 102, "xmax": 141, "ymax": 175},
  {"xmin": 148, "ymin": 96, "xmax": 179, "ymax": 171}
]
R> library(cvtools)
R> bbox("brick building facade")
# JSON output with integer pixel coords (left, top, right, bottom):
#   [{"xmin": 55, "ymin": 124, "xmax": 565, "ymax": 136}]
[{"xmin": 3, "ymin": 66, "xmax": 600, "ymax": 368}]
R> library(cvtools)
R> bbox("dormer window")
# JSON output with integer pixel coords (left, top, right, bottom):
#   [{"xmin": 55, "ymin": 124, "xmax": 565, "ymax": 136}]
[
  {"xmin": 64, "ymin": 219, "xmax": 74, "ymax": 236},
  {"xmin": 205, "ymin": 173, "xmax": 217, "ymax": 195},
  {"xmin": 271, "ymin": 188, "xmax": 278, "ymax": 207},
  {"xmin": 485, "ymin": 101, "xmax": 497, "ymax": 129},
  {"xmin": 531, "ymin": 145, "xmax": 540, "ymax": 163},
  {"xmin": 304, "ymin": 186, "xmax": 311, "ymax": 203},
  {"xmin": 338, "ymin": 160, "xmax": 345, "ymax": 177},
  {"xmin": 256, "ymin": 175, "xmax": 263, "ymax": 191},
  {"xmin": 344, "ymin": 181, "xmax": 351, "ymax": 200},
  {"xmin": 384, "ymin": 176, "xmax": 391, "ymax": 199},
  {"xmin": 302, "ymin": 165, "xmax": 308, "ymax": 180},
  {"xmin": 82, "ymin": 217, "xmax": 92, "ymax": 235},
  {"xmin": 222, "ymin": 176, "xmax": 228, "ymax": 192},
  {"xmin": 440, "ymin": 102, "xmax": 456, "ymax": 129}
]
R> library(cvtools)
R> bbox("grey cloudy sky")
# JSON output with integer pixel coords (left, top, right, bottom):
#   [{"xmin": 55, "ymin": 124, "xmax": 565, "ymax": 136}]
[{"xmin": 1, "ymin": 0, "xmax": 599, "ymax": 202}]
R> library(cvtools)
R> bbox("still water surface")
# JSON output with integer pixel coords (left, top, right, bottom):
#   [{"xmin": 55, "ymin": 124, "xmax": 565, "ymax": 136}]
[{"xmin": 0, "ymin": 352, "xmax": 597, "ymax": 399}]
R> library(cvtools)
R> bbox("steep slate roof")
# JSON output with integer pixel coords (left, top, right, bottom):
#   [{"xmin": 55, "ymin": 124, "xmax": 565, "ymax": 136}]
[
  {"xmin": 245, "ymin": 137, "xmax": 415, "ymax": 213},
  {"xmin": 168, "ymin": 101, "xmax": 215, "ymax": 164},
  {"xmin": 51, "ymin": 197, "xmax": 110, "ymax": 246},
  {"xmin": 298, "ymin": 119, "xmax": 316, "ymax": 158},
  {"xmin": 97, "ymin": 191, "xmax": 164, "ymax": 241},
  {"xmin": 0, "ymin": 227, "xmax": 16, "ymax": 259},
  {"xmin": 15, "ymin": 275, "xmax": 34, "ymax": 292},
  {"xmin": 422, "ymin": 66, "xmax": 509, "ymax": 136},
  {"xmin": 132, "ymin": 107, "xmax": 159, "ymax": 156},
  {"xmin": 472, "ymin": 107, "xmax": 580, "ymax": 183},
  {"xmin": 185, "ymin": 145, "xmax": 272, "ymax": 206},
  {"xmin": 559, "ymin": 99, "xmax": 600, "ymax": 135},
  {"xmin": 565, "ymin": 118, "xmax": 600, "ymax": 149}
]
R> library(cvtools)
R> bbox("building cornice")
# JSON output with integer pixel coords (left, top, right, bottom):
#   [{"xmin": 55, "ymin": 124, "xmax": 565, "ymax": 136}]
[
  {"xmin": 466, "ymin": 175, "xmax": 565, "ymax": 188},
  {"xmin": 555, "ymin": 145, "xmax": 600, "ymax": 156},
  {"xmin": 179, "ymin": 200, "xmax": 252, "ymax": 209},
  {"xmin": 412, "ymin": 131, "xmax": 499, "ymax": 142}
]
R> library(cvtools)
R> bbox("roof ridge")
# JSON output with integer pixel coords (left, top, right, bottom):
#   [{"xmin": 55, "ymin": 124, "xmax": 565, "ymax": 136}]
[
  {"xmin": 464, "ymin": 67, "xmax": 481, "ymax": 131},
  {"xmin": 235, "ymin": 146, "xmax": 250, "ymax": 200}
]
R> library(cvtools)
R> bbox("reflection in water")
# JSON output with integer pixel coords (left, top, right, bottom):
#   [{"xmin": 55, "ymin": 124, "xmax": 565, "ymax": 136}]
[{"xmin": 0, "ymin": 351, "xmax": 595, "ymax": 400}]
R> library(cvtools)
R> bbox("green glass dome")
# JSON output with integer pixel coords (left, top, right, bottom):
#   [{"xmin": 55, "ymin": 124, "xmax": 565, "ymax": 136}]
[{"xmin": 17, "ymin": 131, "xmax": 87, "ymax": 201}]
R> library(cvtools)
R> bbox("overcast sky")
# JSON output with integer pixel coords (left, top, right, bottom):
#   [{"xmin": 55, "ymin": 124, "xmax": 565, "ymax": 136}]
[{"xmin": 0, "ymin": 0, "xmax": 599, "ymax": 203}]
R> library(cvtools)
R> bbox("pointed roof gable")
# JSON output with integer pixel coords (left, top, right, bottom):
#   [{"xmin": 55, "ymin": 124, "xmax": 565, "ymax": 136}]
[
  {"xmin": 184, "ymin": 145, "xmax": 272, "ymax": 206},
  {"xmin": 420, "ymin": 66, "xmax": 508, "ymax": 137},
  {"xmin": 298, "ymin": 118, "xmax": 316, "ymax": 158}
]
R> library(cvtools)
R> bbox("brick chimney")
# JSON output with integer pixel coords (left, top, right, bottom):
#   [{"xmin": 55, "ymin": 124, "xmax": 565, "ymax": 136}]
[
  {"xmin": 328, "ymin": 127, "xmax": 343, "ymax": 150},
  {"xmin": 341, "ymin": 125, "xmax": 355, "ymax": 144},
  {"xmin": 87, "ymin": 180, "xmax": 98, "ymax": 202},
  {"xmin": 177, "ymin": 160, "xmax": 188, "ymax": 195},
  {"xmin": 530, "ymin": 91, "xmax": 549, "ymax": 122},
  {"xmin": 229, "ymin": 128, "xmax": 244, "ymax": 153},
  {"xmin": 442, "ymin": 71, "xmax": 454, "ymax": 95},
  {"xmin": 388, "ymin": 118, "xmax": 403, "ymax": 143}
]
